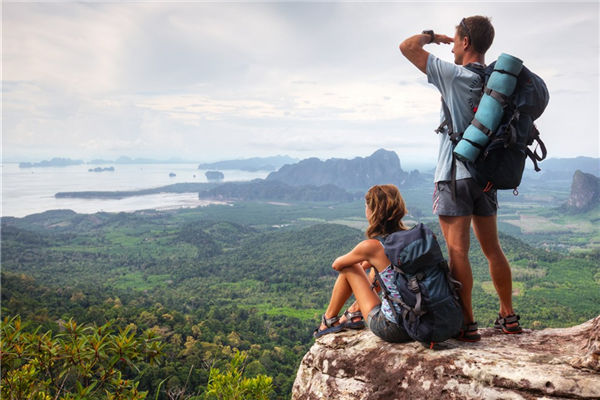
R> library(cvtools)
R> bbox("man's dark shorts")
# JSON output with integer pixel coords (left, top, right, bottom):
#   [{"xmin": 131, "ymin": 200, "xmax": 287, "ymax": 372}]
[
  {"xmin": 433, "ymin": 178, "xmax": 497, "ymax": 217},
  {"xmin": 367, "ymin": 304, "xmax": 412, "ymax": 343}
]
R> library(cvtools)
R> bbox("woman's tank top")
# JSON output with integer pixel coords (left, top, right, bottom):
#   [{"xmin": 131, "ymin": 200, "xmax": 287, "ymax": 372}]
[{"xmin": 378, "ymin": 265, "xmax": 403, "ymax": 323}]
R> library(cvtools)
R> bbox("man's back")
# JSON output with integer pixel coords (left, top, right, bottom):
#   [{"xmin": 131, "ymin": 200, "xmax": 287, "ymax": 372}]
[{"xmin": 426, "ymin": 54, "xmax": 483, "ymax": 183}]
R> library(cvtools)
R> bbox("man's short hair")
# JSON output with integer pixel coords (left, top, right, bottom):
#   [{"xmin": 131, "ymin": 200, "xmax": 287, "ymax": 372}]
[{"xmin": 457, "ymin": 16, "xmax": 495, "ymax": 54}]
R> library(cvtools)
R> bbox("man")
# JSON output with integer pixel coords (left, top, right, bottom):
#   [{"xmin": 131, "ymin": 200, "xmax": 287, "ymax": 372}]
[{"xmin": 399, "ymin": 16, "xmax": 522, "ymax": 341}]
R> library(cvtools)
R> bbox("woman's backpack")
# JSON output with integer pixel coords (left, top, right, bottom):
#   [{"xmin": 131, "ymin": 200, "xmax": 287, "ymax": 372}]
[{"xmin": 376, "ymin": 223, "xmax": 463, "ymax": 345}]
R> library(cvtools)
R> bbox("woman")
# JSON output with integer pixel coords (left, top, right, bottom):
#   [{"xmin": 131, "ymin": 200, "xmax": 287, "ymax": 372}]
[{"xmin": 314, "ymin": 184, "xmax": 412, "ymax": 343}]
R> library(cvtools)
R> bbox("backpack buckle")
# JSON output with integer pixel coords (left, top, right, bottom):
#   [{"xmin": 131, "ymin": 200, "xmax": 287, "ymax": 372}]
[{"xmin": 408, "ymin": 278, "xmax": 420, "ymax": 293}]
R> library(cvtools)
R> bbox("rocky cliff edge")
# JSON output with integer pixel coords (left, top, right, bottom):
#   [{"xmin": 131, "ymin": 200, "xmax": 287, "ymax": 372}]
[{"xmin": 292, "ymin": 315, "xmax": 599, "ymax": 399}]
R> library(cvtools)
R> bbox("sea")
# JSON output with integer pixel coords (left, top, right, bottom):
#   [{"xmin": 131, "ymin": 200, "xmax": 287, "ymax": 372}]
[{"xmin": 1, "ymin": 163, "xmax": 268, "ymax": 218}]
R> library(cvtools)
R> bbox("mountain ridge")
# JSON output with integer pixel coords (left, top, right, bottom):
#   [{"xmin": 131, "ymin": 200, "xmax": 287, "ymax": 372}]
[{"xmin": 266, "ymin": 149, "xmax": 424, "ymax": 191}]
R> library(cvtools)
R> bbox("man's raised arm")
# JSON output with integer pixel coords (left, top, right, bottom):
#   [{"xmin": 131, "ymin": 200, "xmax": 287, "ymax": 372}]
[{"xmin": 400, "ymin": 32, "xmax": 453, "ymax": 74}]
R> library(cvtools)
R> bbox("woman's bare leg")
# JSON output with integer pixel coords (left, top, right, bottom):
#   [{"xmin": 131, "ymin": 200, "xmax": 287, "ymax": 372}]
[{"xmin": 320, "ymin": 263, "xmax": 381, "ymax": 330}]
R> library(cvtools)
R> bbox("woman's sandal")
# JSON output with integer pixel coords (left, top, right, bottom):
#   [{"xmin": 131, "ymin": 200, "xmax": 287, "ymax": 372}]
[
  {"xmin": 494, "ymin": 313, "xmax": 523, "ymax": 334},
  {"xmin": 340, "ymin": 309, "xmax": 365, "ymax": 330},
  {"xmin": 454, "ymin": 321, "xmax": 481, "ymax": 342},
  {"xmin": 313, "ymin": 314, "xmax": 344, "ymax": 338}
]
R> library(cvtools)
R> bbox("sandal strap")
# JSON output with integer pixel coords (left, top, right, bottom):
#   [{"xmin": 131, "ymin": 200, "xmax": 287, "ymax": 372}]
[
  {"xmin": 464, "ymin": 321, "xmax": 478, "ymax": 332},
  {"xmin": 343, "ymin": 310, "xmax": 363, "ymax": 321},
  {"xmin": 497, "ymin": 314, "xmax": 520, "ymax": 325},
  {"xmin": 322, "ymin": 314, "xmax": 340, "ymax": 328}
]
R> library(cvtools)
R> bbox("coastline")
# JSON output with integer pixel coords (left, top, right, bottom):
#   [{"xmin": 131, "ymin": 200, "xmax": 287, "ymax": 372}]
[{"xmin": 1, "ymin": 163, "xmax": 267, "ymax": 218}]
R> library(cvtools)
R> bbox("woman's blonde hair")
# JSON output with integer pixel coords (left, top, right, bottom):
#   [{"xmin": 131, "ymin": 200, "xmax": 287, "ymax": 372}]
[{"xmin": 365, "ymin": 184, "xmax": 407, "ymax": 238}]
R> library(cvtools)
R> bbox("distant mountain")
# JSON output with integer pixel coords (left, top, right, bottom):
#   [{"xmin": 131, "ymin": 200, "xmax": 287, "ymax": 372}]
[
  {"xmin": 542, "ymin": 157, "xmax": 599, "ymax": 174},
  {"xmin": 19, "ymin": 158, "xmax": 84, "ymax": 168},
  {"xmin": 524, "ymin": 157, "xmax": 600, "ymax": 182},
  {"xmin": 198, "ymin": 155, "xmax": 298, "ymax": 172},
  {"xmin": 198, "ymin": 179, "xmax": 357, "ymax": 202},
  {"xmin": 564, "ymin": 170, "xmax": 600, "ymax": 213},
  {"xmin": 266, "ymin": 149, "xmax": 423, "ymax": 191},
  {"xmin": 89, "ymin": 159, "xmax": 114, "ymax": 164},
  {"xmin": 115, "ymin": 156, "xmax": 176, "ymax": 164},
  {"xmin": 88, "ymin": 156, "xmax": 193, "ymax": 164}
]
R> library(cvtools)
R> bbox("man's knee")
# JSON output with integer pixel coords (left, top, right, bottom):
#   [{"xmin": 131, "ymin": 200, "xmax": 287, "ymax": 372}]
[
  {"xmin": 487, "ymin": 249, "xmax": 510, "ymax": 269},
  {"xmin": 447, "ymin": 246, "xmax": 469, "ymax": 262}
]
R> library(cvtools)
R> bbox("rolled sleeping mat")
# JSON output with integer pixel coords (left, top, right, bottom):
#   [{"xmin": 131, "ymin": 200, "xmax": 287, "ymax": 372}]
[
  {"xmin": 454, "ymin": 53, "xmax": 523, "ymax": 162},
  {"xmin": 486, "ymin": 53, "xmax": 523, "ymax": 96}
]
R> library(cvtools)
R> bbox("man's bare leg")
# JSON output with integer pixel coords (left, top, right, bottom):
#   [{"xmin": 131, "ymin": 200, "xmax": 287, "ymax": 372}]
[
  {"xmin": 438, "ymin": 215, "xmax": 474, "ymax": 324},
  {"xmin": 472, "ymin": 215, "xmax": 516, "ymax": 321}
]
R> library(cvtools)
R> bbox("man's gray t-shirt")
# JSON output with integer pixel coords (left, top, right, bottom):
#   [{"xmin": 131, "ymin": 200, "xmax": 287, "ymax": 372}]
[{"xmin": 426, "ymin": 54, "xmax": 483, "ymax": 183}]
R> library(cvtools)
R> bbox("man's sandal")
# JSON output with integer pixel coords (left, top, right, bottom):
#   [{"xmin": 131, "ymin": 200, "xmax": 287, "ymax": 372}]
[
  {"xmin": 494, "ymin": 313, "xmax": 523, "ymax": 334},
  {"xmin": 313, "ymin": 314, "xmax": 344, "ymax": 338},
  {"xmin": 340, "ymin": 309, "xmax": 365, "ymax": 330},
  {"xmin": 454, "ymin": 321, "xmax": 481, "ymax": 342}
]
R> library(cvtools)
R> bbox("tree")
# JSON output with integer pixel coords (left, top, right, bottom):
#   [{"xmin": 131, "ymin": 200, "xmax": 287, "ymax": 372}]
[
  {"xmin": 205, "ymin": 351, "xmax": 273, "ymax": 400},
  {"xmin": 1, "ymin": 316, "xmax": 163, "ymax": 400}
]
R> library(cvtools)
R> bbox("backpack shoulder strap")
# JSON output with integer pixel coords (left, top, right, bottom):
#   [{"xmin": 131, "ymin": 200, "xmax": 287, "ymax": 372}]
[
  {"xmin": 435, "ymin": 63, "xmax": 486, "ymax": 140},
  {"xmin": 464, "ymin": 62, "xmax": 487, "ymax": 77},
  {"xmin": 435, "ymin": 98, "xmax": 453, "ymax": 135},
  {"xmin": 526, "ymin": 125, "xmax": 547, "ymax": 172}
]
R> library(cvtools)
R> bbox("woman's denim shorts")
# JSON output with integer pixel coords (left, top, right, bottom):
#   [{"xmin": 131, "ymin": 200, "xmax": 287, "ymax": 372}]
[{"xmin": 367, "ymin": 304, "xmax": 412, "ymax": 343}]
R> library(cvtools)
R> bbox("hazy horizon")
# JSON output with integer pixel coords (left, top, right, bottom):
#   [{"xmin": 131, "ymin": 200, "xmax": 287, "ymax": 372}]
[{"xmin": 3, "ymin": 1, "xmax": 599, "ymax": 166}]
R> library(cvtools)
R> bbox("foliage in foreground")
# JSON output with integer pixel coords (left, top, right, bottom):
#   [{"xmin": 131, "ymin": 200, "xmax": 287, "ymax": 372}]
[
  {"xmin": 0, "ymin": 316, "xmax": 273, "ymax": 400},
  {"xmin": 205, "ymin": 351, "xmax": 273, "ymax": 400},
  {"xmin": 0, "ymin": 316, "xmax": 163, "ymax": 400}
]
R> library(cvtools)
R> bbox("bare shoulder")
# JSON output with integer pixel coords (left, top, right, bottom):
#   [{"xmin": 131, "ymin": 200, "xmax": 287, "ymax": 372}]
[{"xmin": 355, "ymin": 239, "xmax": 384, "ymax": 255}]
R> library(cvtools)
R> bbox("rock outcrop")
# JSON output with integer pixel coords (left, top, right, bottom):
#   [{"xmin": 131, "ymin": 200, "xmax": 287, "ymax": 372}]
[
  {"xmin": 566, "ymin": 170, "xmax": 600, "ymax": 212},
  {"xmin": 292, "ymin": 315, "xmax": 600, "ymax": 399}
]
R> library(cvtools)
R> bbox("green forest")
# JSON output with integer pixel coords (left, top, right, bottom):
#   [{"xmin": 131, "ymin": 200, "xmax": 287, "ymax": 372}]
[{"xmin": 2, "ymin": 201, "xmax": 599, "ymax": 399}]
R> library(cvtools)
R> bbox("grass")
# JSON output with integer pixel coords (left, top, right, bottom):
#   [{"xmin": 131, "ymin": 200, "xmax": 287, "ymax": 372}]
[{"xmin": 249, "ymin": 304, "xmax": 323, "ymax": 321}]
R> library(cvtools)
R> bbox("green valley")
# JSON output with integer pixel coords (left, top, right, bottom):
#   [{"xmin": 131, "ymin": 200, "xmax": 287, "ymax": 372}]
[{"xmin": 1, "ymin": 200, "xmax": 599, "ymax": 399}]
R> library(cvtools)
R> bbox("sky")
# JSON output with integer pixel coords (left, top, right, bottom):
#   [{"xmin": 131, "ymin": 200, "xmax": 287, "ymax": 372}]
[{"xmin": 2, "ymin": 1, "xmax": 599, "ymax": 169}]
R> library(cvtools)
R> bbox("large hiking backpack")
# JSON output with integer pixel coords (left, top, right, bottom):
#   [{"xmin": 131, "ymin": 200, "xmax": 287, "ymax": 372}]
[
  {"xmin": 375, "ymin": 223, "xmax": 463, "ymax": 345},
  {"xmin": 438, "ymin": 61, "xmax": 549, "ymax": 194}
]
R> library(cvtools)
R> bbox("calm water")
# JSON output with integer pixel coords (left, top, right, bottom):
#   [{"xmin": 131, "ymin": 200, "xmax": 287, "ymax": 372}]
[{"xmin": 1, "ymin": 163, "xmax": 268, "ymax": 217}]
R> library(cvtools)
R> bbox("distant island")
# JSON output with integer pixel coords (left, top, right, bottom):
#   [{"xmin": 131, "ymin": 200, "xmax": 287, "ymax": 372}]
[
  {"xmin": 19, "ymin": 158, "xmax": 84, "ymax": 168},
  {"xmin": 89, "ymin": 156, "xmax": 195, "ymax": 164},
  {"xmin": 19, "ymin": 156, "xmax": 195, "ymax": 168},
  {"xmin": 112, "ymin": 156, "xmax": 192, "ymax": 165},
  {"xmin": 205, "ymin": 171, "xmax": 224, "ymax": 182},
  {"xmin": 55, "ymin": 183, "xmax": 217, "ymax": 199},
  {"xmin": 198, "ymin": 155, "xmax": 298, "ymax": 172},
  {"xmin": 88, "ymin": 167, "xmax": 114, "ymax": 172}
]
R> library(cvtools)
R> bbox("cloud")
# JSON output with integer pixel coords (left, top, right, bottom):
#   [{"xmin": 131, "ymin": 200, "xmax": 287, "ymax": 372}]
[{"xmin": 2, "ymin": 2, "xmax": 599, "ymax": 162}]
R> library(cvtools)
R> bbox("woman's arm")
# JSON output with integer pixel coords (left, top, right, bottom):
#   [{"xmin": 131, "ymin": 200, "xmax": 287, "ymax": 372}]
[{"xmin": 332, "ymin": 239, "xmax": 381, "ymax": 271}]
